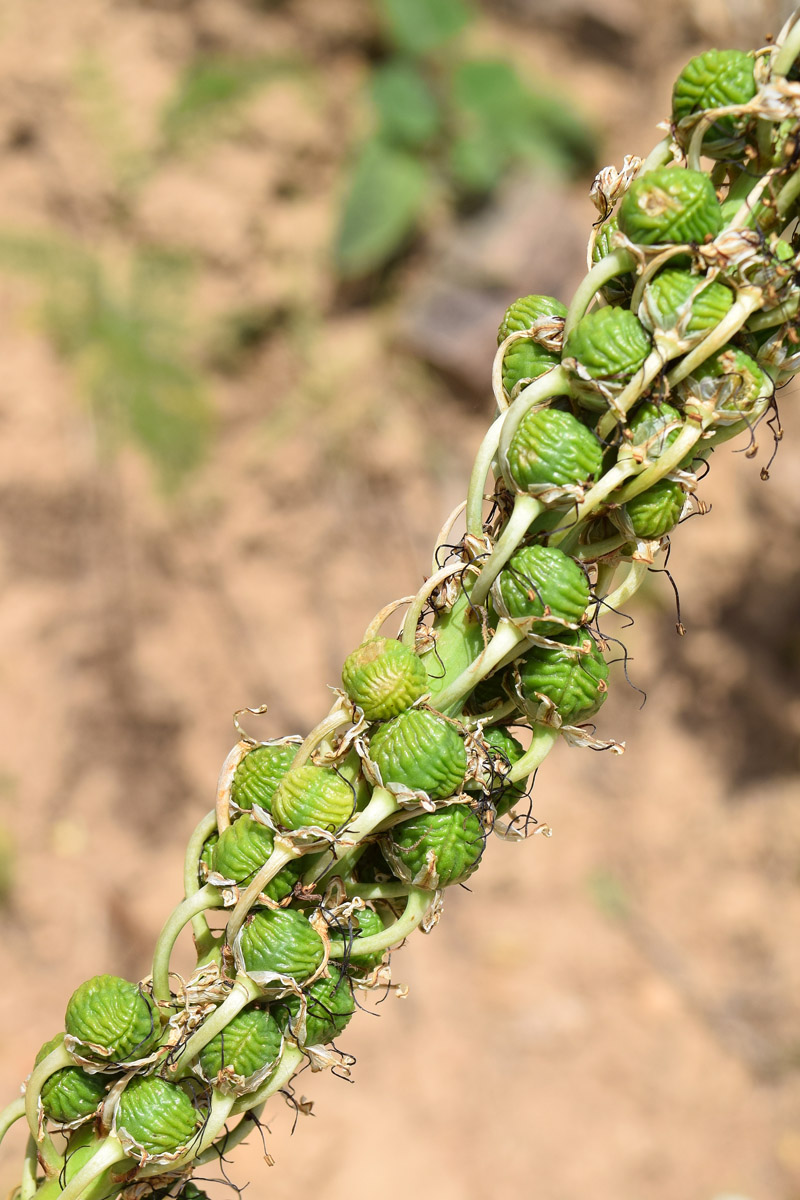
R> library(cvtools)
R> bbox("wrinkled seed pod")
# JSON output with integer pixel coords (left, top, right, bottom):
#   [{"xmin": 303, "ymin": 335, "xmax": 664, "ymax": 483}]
[
  {"xmin": 497, "ymin": 544, "xmax": 589, "ymax": 633},
  {"xmin": 272, "ymin": 764, "xmax": 355, "ymax": 832},
  {"xmin": 479, "ymin": 725, "xmax": 526, "ymax": 817},
  {"xmin": 497, "ymin": 294, "xmax": 567, "ymax": 342},
  {"xmin": 624, "ymin": 479, "xmax": 686, "ymax": 537},
  {"xmin": 672, "ymin": 49, "xmax": 756, "ymax": 153},
  {"xmin": 115, "ymin": 1077, "xmax": 202, "ymax": 1158},
  {"xmin": 369, "ymin": 709, "xmax": 467, "ymax": 799},
  {"xmin": 504, "ymin": 407, "xmax": 603, "ymax": 493},
  {"xmin": 501, "ymin": 338, "xmax": 561, "ymax": 395},
  {"xmin": 281, "ymin": 964, "xmax": 355, "ymax": 1047},
  {"xmin": 213, "ymin": 815, "xmax": 299, "ymax": 902},
  {"xmin": 618, "ymin": 167, "xmax": 723, "ymax": 245},
  {"xmin": 341, "ymin": 637, "xmax": 428, "ymax": 719},
  {"xmin": 198, "ymin": 1005, "xmax": 282, "ymax": 1085},
  {"xmin": 239, "ymin": 908, "xmax": 325, "ymax": 982},
  {"xmin": 641, "ymin": 268, "xmax": 733, "ymax": 337},
  {"xmin": 65, "ymin": 976, "xmax": 158, "ymax": 1062},
  {"xmin": 517, "ymin": 630, "xmax": 609, "ymax": 725},
  {"xmin": 563, "ymin": 307, "xmax": 651, "ymax": 405},
  {"xmin": 382, "ymin": 805, "xmax": 485, "ymax": 888},
  {"xmin": 628, "ymin": 400, "xmax": 683, "ymax": 457},
  {"xmin": 685, "ymin": 343, "xmax": 768, "ymax": 423},
  {"xmin": 349, "ymin": 906, "xmax": 386, "ymax": 970},
  {"xmin": 35, "ymin": 1035, "xmax": 108, "ymax": 1124},
  {"xmin": 232, "ymin": 743, "xmax": 299, "ymax": 813}
]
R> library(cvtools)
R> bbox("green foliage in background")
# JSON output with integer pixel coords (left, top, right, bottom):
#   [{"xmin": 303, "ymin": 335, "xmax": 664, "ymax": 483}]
[
  {"xmin": 0, "ymin": 234, "xmax": 211, "ymax": 491},
  {"xmin": 335, "ymin": 0, "xmax": 598, "ymax": 278}
]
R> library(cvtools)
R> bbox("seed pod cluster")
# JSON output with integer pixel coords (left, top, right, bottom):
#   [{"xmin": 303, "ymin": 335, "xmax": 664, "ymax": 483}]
[{"xmin": 9, "ymin": 20, "xmax": 800, "ymax": 1200}]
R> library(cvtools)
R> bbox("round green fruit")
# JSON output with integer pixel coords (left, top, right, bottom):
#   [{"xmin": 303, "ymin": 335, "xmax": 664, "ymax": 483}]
[
  {"xmin": 501, "ymin": 338, "xmax": 561, "ymax": 396},
  {"xmin": 517, "ymin": 630, "xmax": 609, "ymax": 725},
  {"xmin": 497, "ymin": 544, "xmax": 589, "ymax": 633},
  {"xmin": 672, "ymin": 49, "xmax": 756, "ymax": 154},
  {"xmin": 239, "ymin": 908, "xmax": 325, "ymax": 982},
  {"xmin": 478, "ymin": 725, "xmax": 526, "ymax": 817},
  {"xmin": 618, "ymin": 167, "xmax": 723, "ymax": 245},
  {"xmin": 282, "ymin": 964, "xmax": 355, "ymax": 1047},
  {"xmin": 35, "ymin": 1036, "xmax": 107, "ymax": 1124},
  {"xmin": 369, "ymin": 709, "xmax": 467, "ymax": 799},
  {"xmin": 504, "ymin": 407, "xmax": 603, "ymax": 493},
  {"xmin": 342, "ymin": 637, "xmax": 428, "ymax": 719},
  {"xmin": 115, "ymin": 1077, "xmax": 202, "ymax": 1158},
  {"xmin": 198, "ymin": 1006, "xmax": 282, "ymax": 1085},
  {"xmin": 212, "ymin": 815, "xmax": 300, "ymax": 902},
  {"xmin": 563, "ymin": 306, "xmax": 650, "ymax": 406},
  {"xmin": 641, "ymin": 268, "xmax": 733, "ymax": 338},
  {"xmin": 232, "ymin": 743, "xmax": 298, "ymax": 813},
  {"xmin": 272, "ymin": 764, "xmax": 355, "ymax": 832},
  {"xmin": 65, "ymin": 976, "xmax": 158, "ymax": 1063},
  {"xmin": 497, "ymin": 294, "xmax": 567, "ymax": 342},
  {"xmin": 382, "ymin": 805, "xmax": 486, "ymax": 888},
  {"xmin": 623, "ymin": 479, "xmax": 686, "ymax": 538}
]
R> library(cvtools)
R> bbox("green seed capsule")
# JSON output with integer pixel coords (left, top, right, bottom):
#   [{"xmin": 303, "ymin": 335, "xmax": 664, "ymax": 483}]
[
  {"xmin": 283, "ymin": 964, "xmax": 355, "ymax": 1047},
  {"xmin": 239, "ymin": 908, "xmax": 325, "ymax": 982},
  {"xmin": 517, "ymin": 630, "xmax": 609, "ymax": 725},
  {"xmin": 272, "ymin": 764, "xmax": 355, "ymax": 832},
  {"xmin": 115, "ymin": 1077, "xmax": 202, "ymax": 1158},
  {"xmin": 369, "ymin": 709, "xmax": 466, "ymax": 799},
  {"xmin": 497, "ymin": 544, "xmax": 589, "ymax": 633},
  {"xmin": 501, "ymin": 338, "xmax": 561, "ymax": 396},
  {"xmin": 212, "ymin": 815, "xmax": 300, "ymax": 902},
  {"xmin": 672, "ymin": 49, "xmax": 756, "ymax": 154},
  {"xmin": 624, "ymin": 479, "xmax": 686, "ymax": 537},
  {"xmin": 341, "ymin": 637, "xmax": 428, "ymax": 719},
  {"xmin": 682, "ymin": 343, "xmax": 768, "ymax": 424},
  {"xmin": 504, "ymin": 407, "xmax": 603, "ymax": 494},
  {"xmin": 350, "ymin": 906, "xmax": 386, "ymax": 970},
  {"xmin": 382, "ymin": 805, "xmax": 485, "ymax": 888},
  {"xmin": 232, "ymin": 743, "xmax": 299, "ymax": 813},
  {"xmin": 35, "ymin": 1036, "xmax": 107, "ymax": 1124},
  {"xmin": 641, "ymin": 268, "xmax": 733, "ymax": 339},
  {"xmin": 628, "ymin": 400, "xmax": 682, "ymax": 456},
  {"xmin": 563, "ymin": 307, "xmax": 650, "ymax": 408},
  {"xmin": 198, "ymin": 1006, "xmax": 283, "ymax": 1086},
  {"xmin": 65, "ymin": 976, "xmax": 158, "ymax": 1063},
  {"xmin": 497, "ymin": 294, "xmax": 567, "ymax": 342},
  {"xmin": 479, "ymin": 725, "xmax": 526, "ymax": 817},
  {"xmin": 618, "ymin": 167, "xmax": 723, "ymax": 245}
]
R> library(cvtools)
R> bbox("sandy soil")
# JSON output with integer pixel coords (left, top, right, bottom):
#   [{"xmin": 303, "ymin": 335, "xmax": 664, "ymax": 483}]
[{"xmin": 0, "ymin": 2, "xmax": 797, "ymax": 1199}]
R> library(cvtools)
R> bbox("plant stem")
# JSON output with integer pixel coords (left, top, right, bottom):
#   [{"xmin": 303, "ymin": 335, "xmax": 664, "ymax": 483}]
[
  {"xmin": 168, "ymin": 974, "xmax": 262, "ymax": 1078},
  {"xmin": 52, "ymin": 1137, "xmax": 129, "ymax": 1200},
  {"xmin": 563, "ymin": 251, "xmax": 635, "ymax": 339},
  {"xmin": 329, "ymin": 889, "xmax": 431, "ymax": 959},
  {"xmin": 0, "ymin": 1096, "xmax": 25, "ymax": 1147},
  {"xmin": 466, "ymin": 413, "xmax": 504, "ymax": 537},
  {"xmin": 304, "ymin": 787, "xmax": 400, "ymax": 887},
  {"xmin": 225, "ymin": 843, "xmax": 301, "ymax": 947},
  {"xmin": 24, "ymin": 1045, "xmax": 73, "ymax": 1170},
  {"xmin": 665, "ymin": 289, "xmax": 762, "ymax": 386},
  {"xmin": 507, "ymin": 724, "xmax": 561, "ymax": 784},
  {"xmin": 229, "ymin": 1045, "xmax": 305, "ymax": 1116},
  {"xmin": 152, "ymin": 885, "xmax": 223, "ymax": 1007},
  {"xmin": 432, "ymin": 619, "xmax": 528, "ymax": 716},
  {"xmin": 470, "ymin": 495, "xmax": 543, "ymax": 607},
  {"xmin": 183, "ymin": 809, "xmax": 219, "ymax": 956}
]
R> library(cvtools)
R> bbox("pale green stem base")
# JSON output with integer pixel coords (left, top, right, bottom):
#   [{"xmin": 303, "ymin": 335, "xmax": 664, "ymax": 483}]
[
  {"xmin": 433, "ymin": 619, "xmax": 528, "ymax": 715},
  {"xmin": 466, "ymin": 413, "xmax": 505, "ymax": 537},
  {"xmin": 507, "ymin": 724, "xmax": 561, "ymax": 785},
  {"xmin": 306, "ymin": 787, "xmax": 400, "ymax": 887},
  {"xmin": 168, "ymin": 974, "xmax": 262, "ymax": 1078},
  {"xmin": 329, "ymin": 888, "xmax": 431, "ymax": 959},
  {"xmin": 152, "ymin": 884, "xmax": 223, "ymax": 1007},
  {"xmin": 24, "ymin": 1045, "xmax": 73, "ymax": 1169},
  {"xmin": 470, "ymin": 495, "xmax": 543, "ymax": 608},
  {"xmin": 183, "ymin": 809, "xmax": 219, "ymax": 955},
  {"xmin": 0, "ymin": 1096, "xmax": 25, "ymax": 1147},
  {"xmin": 53, "ymin": 1137, "xmax": 129, "ymax": 1200},
  {"xmin": 229, "ymin": 1045, "xmax": 306, "ymax": 1117}
]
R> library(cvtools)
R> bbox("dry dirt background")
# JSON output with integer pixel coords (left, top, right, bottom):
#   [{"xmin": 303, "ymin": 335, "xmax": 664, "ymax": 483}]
[{"xmin": 0, "ymin": 1, "xmax": 798, "ymax": 1198}]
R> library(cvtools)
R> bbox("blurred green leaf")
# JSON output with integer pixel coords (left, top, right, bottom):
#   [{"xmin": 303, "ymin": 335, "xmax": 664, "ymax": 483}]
[
  {"xmin": 586, "ymin": 868, "xmax": 631, "ymax": 921},
  {"xmin": 377, "ymin": 0, "xmax": 471, "ymax": 55},
  {"xmin": 335, "ymin": 138, "xmax": 430, "ymax": 277},
  {"xmin": 161, "ymin": 54, "xmax": 298, "ymax": 150},
  {"xmin": 0, "ymin": 233, "xmax": 212, "ymax": 490},
  {"xmin": 371, "ymin": 59, "xmax": 440, "ymax": 149},
  {"xmin": 449, "ymin": 58, "xmax": 596, "ymax": 193}
]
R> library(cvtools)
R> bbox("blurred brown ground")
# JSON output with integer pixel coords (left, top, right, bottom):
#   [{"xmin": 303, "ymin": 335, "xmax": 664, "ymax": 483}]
[{"xmin": 0, "ymin": 1, "xmax": 798, "ymax": 1198}]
